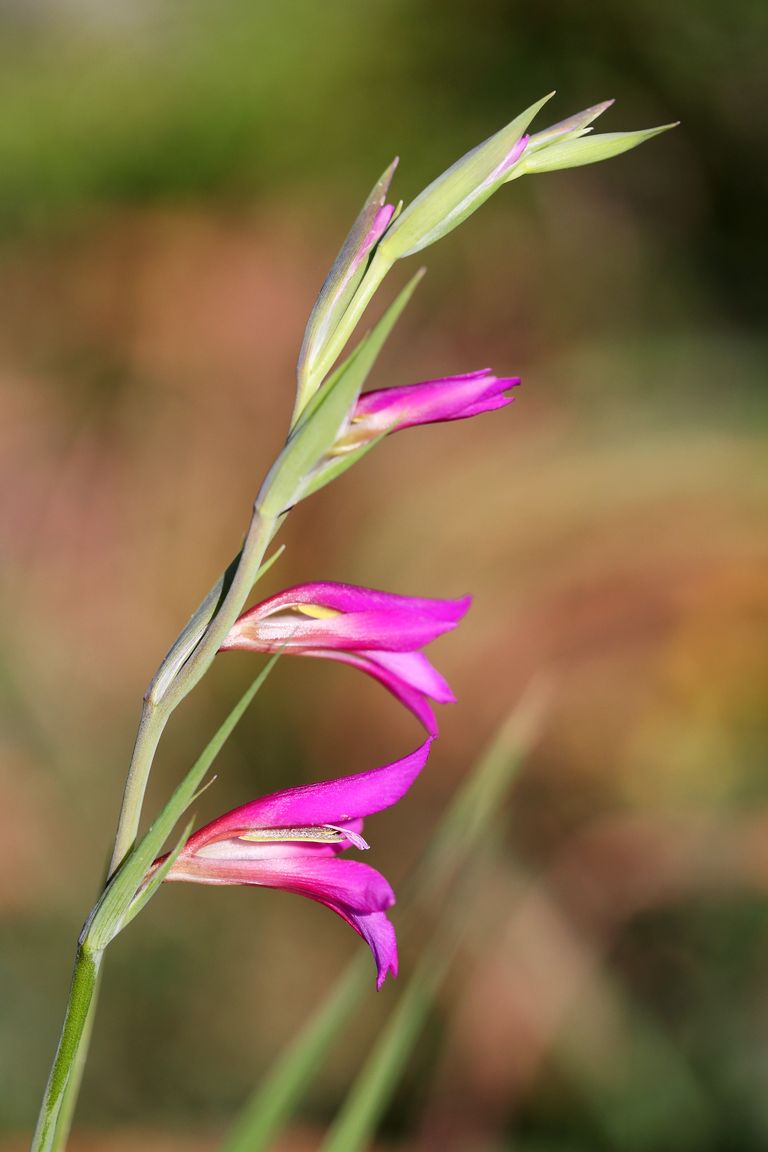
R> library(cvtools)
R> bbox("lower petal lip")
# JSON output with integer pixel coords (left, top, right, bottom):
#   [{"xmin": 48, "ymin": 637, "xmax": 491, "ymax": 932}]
[{"xmin": 166, "ymin": 854, "xmax": 396, "ymax": 914}]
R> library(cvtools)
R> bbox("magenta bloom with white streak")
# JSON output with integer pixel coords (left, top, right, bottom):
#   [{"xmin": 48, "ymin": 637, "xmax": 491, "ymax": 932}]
[
  {"xmin": 221, "ymin": 582, "xmax": 470, "ymax": 735},
  {"xmin": 334, "ymin": 370, "xmax": 519, "ymax": 451},
  {"xmin": 157, "ymin": 740, "xmax": 432, "ymax": 987}
]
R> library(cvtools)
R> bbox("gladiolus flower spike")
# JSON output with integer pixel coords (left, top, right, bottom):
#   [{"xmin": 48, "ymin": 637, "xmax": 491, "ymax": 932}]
[
  {"xmin": 155, "ymin": 740, "xmax": 432, "ymax": 987},
  {"xmin": 221, "ymin": 583, "xmax": 471, "ymax": 736}
]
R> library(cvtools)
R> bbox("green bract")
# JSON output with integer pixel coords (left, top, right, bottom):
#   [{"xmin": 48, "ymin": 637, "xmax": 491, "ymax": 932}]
[
  {"xmin": 261, "ymin": 270, "xmax": 424, "ymax": 516},
  {"xmin": 296, "ymin": 159, "xmax": 398, "ymax": 411},
  {"xmin": 379, "ymin": 93, "xmax": 554, "ymax": 261},
  {"xmin": 84, "ymin": 657, "xmax": 281, "ymax": 950},
  {"xmin": 513, "ymin": 123, "xmax": 677, "ymax": 175},
  {"xmin": 525, "ymin": 99, "xmax": 615, "ymax": 151}
]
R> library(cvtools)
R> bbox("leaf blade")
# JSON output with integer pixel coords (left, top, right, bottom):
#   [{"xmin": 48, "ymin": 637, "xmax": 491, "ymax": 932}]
[{"xmin": 85, "ymin": 654, "xmax": 281, "ymax": 949}]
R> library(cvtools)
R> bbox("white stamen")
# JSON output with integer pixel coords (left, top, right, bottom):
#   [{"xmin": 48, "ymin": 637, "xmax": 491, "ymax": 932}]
[{"xmin": 238, "ymin": 824, "xmax": 369, "ymax": 850}]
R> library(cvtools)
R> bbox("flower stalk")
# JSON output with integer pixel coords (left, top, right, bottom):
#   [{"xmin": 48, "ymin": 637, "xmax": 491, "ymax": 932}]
[
  {"xmin": 109, "ymin": 507, "xmax": 279, "ymax": 876},
  {"xmin": 30, "ymin": 946, "xmax": 104, "ymax": 1152},
  {"xmin": 29, "ymin": 92, "xmax": 674, "ymax": 1152}
]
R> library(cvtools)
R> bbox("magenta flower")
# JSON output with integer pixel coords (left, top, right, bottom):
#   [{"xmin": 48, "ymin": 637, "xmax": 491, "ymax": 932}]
[
  {"xmin": 221, "ymin": 582, "xmax": 470, "ymax": 736},
  {"xmin": 334, "ymin": 370, "xmax": 519, "ymax": 452},
  {"xmin": 156, "ymin": 740, "xmax": 432, "ymax": 987}
]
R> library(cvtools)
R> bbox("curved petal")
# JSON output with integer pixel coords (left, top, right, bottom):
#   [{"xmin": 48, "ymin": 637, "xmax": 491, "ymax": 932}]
[
  {"xmin": 167, "ymin": 854, "xmax": 395, "ymax": 915},
  {"xmin": 351, "ymin": 373, "xmax": 520, "ymax": 434},
  {"xmin": 166, "ymin": 850, "xmax": 399, "ymax": 988},
  {"xmin": 221, "ymin": 585, "xmax": 471, "ymax": 654},
  {"xmin": 185, "ymin": 739, "xmax": 431, "ymax": 848},
  {"xmin": 254, "ymin": 582, "xmax": 470, "ymax": 619},
  {"xmin": 315, "ymin": 650, "xmax": 448, "ymax": 735},
  {"xmin": 366, "ymin": 650, "xmax": 455, "ymax": 702},
  {"xmin": 332, "ymin": 907, "xmax": 398, "ymax": 989}
]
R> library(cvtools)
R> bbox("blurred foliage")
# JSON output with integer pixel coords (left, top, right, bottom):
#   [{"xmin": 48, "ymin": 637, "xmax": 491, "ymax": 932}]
[{"xmin": 1, "ymin": 2, "xmax": 767, "ymax": 1150}]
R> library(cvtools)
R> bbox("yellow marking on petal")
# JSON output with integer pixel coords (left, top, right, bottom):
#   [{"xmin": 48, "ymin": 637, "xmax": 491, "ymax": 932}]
[{"xmin": 295, "ymin": 604, "xmax": 342, "ymax": 620}]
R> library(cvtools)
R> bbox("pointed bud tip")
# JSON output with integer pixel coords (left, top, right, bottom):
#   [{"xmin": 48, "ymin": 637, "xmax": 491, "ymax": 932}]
[
  {"xmin": 383, "ymin": 156, "xmax": 399, "ymax": 181},
  {"xmin": 377, "ymin": 157, "xmax": 400, "ymax": 202}
]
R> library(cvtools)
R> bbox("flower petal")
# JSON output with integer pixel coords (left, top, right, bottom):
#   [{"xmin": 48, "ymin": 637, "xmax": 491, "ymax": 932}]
[
  {"xmin": 330, "ymin": 372, "xmax": 518, "ymax": 449},
  {"xmin": 313, "ymin": 649, "xmax": 453, "ymax": 735},
  {"xmin": 366, "ymin": 650, "xmax": 455, "ymax": 702},
  {"xmin": 167, "ymin": 854, "xmax": 395, "ymax": 914},
  {"xmin": 221, "ymin": 584, "xmax": 471, "ymax": 654},
  {"xmin": 333, "ymin": 907, "xmax": 398, "ymax": 988},
  {"xmin": 165, "ymin": 852, "xmax": 399, "ymax": 985},
  {"xmin": 185, "ymin": 739, "xmax": 431, "ymax": 848}
]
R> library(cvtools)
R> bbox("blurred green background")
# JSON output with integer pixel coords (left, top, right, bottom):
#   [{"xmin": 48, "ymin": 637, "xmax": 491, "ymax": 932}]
[{"xmin": 1, "ymin": 1, "xmax": 767, "ymax": 1149}]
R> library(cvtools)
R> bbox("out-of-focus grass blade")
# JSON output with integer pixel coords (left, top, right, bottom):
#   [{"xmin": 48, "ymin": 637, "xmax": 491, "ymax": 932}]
[
  {"xmin": 319, "ymin": 946, "xmax": 449, "ymax": 1152},
  {"xmin": 416, "ymin": 677, "xmax": 550, "ymax": 898},
  {"xmin": 223, "ymin": 958, "xmax": 370, "ymax": 1152},
  {"xmin": 319, "ymin": 850, "xmax": 491, "ymax": 1152},
  {"xmin": 219, "ymin": 680, "xmax": 549, "ymax": 1152},
  {"xmin": 85, "ymin": 653, "xmax": 281, "ymax": 948}
]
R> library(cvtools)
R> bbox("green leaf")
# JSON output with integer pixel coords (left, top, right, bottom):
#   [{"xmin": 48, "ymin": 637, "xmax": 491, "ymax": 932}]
[
  {"xmin": 84, "ymin": 654, "xmax": 281, "ymax": 950},
  {"xmin": 117, "ymin": 817, "xmax": 195, "ymax": 933},
  {"xmin": 380, "ymin": 93, "xmax": 553, "ymax": 259},
  {"xmin": 219, "ymin": 682, "xmax": 547, "ymax": 1152},
  {"xmin": 260, "ymin": 270, "xmax": 424, "ymax": 516},
  {"xmin": 516, "ymin": 123, "xmax": 677, "ymax": 175},
  {"xmin": 297, "ymin": 159, "xmax": 398, "ymax": 405}
]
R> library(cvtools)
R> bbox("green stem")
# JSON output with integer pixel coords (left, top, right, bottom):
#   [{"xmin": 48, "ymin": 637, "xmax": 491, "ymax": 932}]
[
  {"xmin": 108, "ymin": 696, "xmax": 170, "ymax": 876},
  {"xmin": 34, "ymin": 228, "xmax": 354, "ymax": 1141},
  {"xmin": 30, "ymin": 507, "xmax": 279, "ymax": 1152},
  {"xmin": 30, "ymin": 946, "xmax": 104, "ymax": 1152},
  {"xmin": 108, "ymin": 507, "xmax": 278, "ymax": 876}
]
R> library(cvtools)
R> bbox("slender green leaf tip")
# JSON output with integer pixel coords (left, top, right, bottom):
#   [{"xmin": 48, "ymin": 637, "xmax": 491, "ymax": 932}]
[{"xmin": 518, "ymin": 121, "xmax": 678, "ymax": 175}]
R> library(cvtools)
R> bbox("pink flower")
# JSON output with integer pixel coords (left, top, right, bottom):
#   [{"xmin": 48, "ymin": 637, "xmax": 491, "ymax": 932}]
[
  {"xmin": 334, "ymin": 370, "xmax": 519, "ymax": 451},
  {"xmin": 156, "ymin": 740, "xmax": 432, "ymax": 987},
  {"xmin": 221, "ymin": 582, "xmax": 471, "ymax": 736}
]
